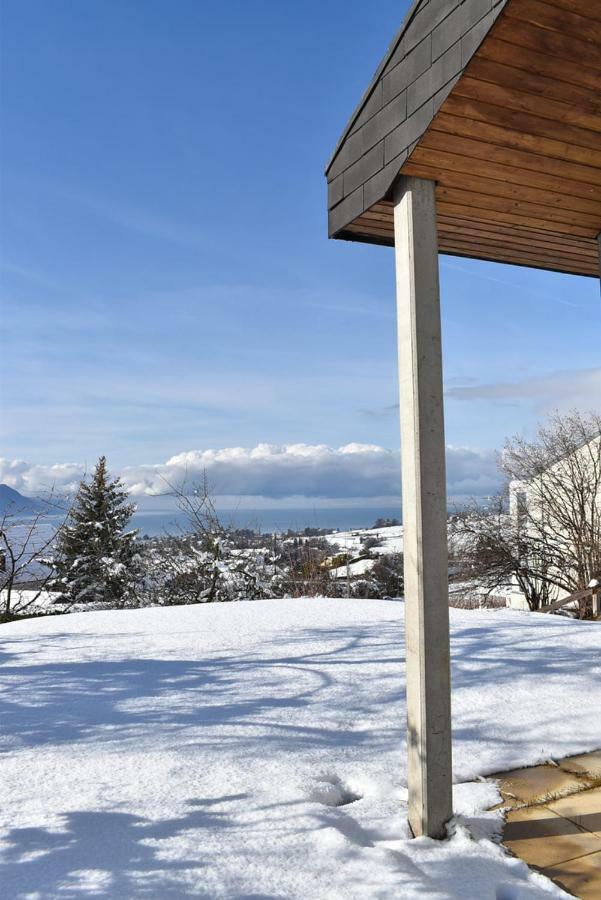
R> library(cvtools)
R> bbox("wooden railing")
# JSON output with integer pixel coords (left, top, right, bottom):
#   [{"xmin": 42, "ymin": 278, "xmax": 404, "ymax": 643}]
[{"xmin": 539, "ymin": 586, "xmax": 600, "ymax": 617}]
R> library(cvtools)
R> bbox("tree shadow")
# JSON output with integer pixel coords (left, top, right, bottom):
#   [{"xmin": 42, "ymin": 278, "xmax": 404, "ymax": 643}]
[
  {"xmin": 0, "ymin": 625, "xmax": 406, "ymax": 757},
  {"xmin": 1, "ymin": 607, "xmax": 600, "ymax": 896},
  {"xmin": 1, "ymin": 797, "xmax": 249, "ymax": 898}
]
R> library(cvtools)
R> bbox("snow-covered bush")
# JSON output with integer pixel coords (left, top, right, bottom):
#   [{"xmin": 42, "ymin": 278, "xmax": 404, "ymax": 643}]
[
  {"xmin": 139, "ymin": 533, "xmax": 284, "ymax": 606},
  {"xmin": 332, "ymin": 553, "xmax": 404, "ymax": 599}
]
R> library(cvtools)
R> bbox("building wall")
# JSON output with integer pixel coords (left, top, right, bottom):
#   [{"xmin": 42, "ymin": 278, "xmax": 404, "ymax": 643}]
[{"xmin": 507, "ymin": 436, "xmax": 601, "ymax": 610}]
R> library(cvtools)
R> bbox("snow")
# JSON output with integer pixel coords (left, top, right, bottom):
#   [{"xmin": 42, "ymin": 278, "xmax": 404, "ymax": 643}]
[
  {"xmin": 329, "ymin": 557, "xmax": 376, "ymax": 579},
  {"xmin": 0, "ymin": 589, "xmax": 62, "ymax": 612},
  {"xmin": 326, "ymin": 524, "xmax": 404, "ymax": 555},
  {"xmin": 2, "ymin": 598, "xmax": 599, "ymax": 898}
]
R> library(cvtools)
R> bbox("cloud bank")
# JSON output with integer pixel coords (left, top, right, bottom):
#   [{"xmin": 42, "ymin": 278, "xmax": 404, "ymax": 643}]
[
  {"xmin": 0, "ymin": 459, "xmax": 88, "ymax": 497},
  {"xmin": 0, "ymin": 443, "xmax": 502, "ymax": 502}
]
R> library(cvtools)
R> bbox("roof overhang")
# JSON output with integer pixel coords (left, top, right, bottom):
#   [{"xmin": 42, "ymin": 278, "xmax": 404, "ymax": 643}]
[{"xmin": 326, "ymin": 0, "xmax": 601, "ymax": 278}]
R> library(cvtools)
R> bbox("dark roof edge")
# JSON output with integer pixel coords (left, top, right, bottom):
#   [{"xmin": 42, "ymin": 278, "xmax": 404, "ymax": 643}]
[{"xmin": 324, "ymin": 0, "xmax": 425, "ymax": 176}]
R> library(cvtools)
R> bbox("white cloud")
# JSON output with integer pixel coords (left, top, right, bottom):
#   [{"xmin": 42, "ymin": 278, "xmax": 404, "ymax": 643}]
[
  {"xmin": 1, "ymin": 443, "xmax": 502, "ymax": 502},
  {"xmin": 122, "ymin": 443, "xmax": 399, "ymax": 499},
  {"xmin": 0, "ymin": 459, "xmax": 86, "ymax": 496}
]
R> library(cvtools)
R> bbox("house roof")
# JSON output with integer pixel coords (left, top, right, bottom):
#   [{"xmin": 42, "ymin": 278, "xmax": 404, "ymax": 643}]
[
  {"xmin": 325, "ymin": 0, "xmax": 601, "ymax": 278},
  {"xmin": 325, "ymin": 0, "xmax": 428, "ymax": 175}
]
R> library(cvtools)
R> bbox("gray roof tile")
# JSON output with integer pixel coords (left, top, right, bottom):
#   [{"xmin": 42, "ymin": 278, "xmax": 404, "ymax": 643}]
[{"xmin": 326, "ymin": 0, "xmax": 510, "ymax": 238}]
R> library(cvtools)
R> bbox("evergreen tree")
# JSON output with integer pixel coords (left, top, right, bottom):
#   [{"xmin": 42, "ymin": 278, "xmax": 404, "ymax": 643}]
[{"xmin": 51, "ymin": 456, "xmax": 139, "ymax": 605}]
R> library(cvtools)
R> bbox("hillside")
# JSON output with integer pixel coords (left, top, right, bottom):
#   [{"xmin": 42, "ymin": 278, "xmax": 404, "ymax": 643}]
[
  {"xmin": 0, "ymin": 484, "xmax": 47, "ymax": 516},
  {"xmin": 2, "ymin": 598, "xmax": 599, "ymax": 897}
]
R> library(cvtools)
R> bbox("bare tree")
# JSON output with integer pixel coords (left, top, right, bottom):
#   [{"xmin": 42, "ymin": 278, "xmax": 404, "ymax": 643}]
[
  {"xmin": 504, "ymin": 411, "xmax": 601, "ymax": 615},
  {"xmin": 0, "ymin": 493, "xmax": 69, "ymax": 620},
  {"xmin": 450, "ymin": 497, "xmax": 553, "ymax": 612},
  {"xmin": 141, "ymin": 472, "xmax": 283, "ymax": 606},
  {"xmin": 279, "ymin": 537, "xmax": 337, "ymax": 598},
  {"xmin": 452, "ymin": 411, "xmax": 601, "ymax": 615},
  {"xmin": 160, "ymin": 471, "xmax": 227, "ymax": 604}
]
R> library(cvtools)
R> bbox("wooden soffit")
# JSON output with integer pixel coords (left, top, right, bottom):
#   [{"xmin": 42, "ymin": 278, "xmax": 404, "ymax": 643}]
[{"xmin": 328, "ymin": 0, "xmax": 601, "ymax": 278}]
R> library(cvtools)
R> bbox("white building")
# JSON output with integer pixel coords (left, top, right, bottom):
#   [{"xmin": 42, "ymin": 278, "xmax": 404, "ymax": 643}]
[{"xmin": 506, "ymin": 434, "xmax": 601, "ymax": 614}]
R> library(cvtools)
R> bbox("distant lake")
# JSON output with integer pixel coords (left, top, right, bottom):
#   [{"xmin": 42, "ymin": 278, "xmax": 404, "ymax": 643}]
[
  {"xmin": 8, "ymin": 507, "xmax": 402, "ymax": 583},
  {"xmin": 8, "ymin": 507, "xmax": 403, "ymax": 551},
  {"xmin": 132, "ymin": 506, "xmax": 402, "ymax": 537}
]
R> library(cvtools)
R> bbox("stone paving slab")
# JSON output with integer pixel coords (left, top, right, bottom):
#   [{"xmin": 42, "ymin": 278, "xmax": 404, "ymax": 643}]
[
  {"xmin": 540, "ymin": 850, "xmax": 601, "ymax": 900},
  {"xmin": 548, "ymin": 788, "xmax": 601, "ymax": 838},
  {"xmin": 491, "ymin": 749, "xmax": 601, "ymax": 899},
  {"xmin": 496, "ymin": 764, "xmax": 587, "ymax": 806},
  {"xmin": 504, "ymin": 805, "xmax": 601, "ymax": 869},
  {"xmin": 559, "ymin": 751, "xmax": 601, "ymax": 780}
]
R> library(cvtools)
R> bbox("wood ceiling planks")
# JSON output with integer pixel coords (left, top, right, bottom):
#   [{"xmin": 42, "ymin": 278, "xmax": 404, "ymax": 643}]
[
  {"xmin": 477, "ymin": 36, "xmax": 601, "ymax": 93},
  {"xmin": 349, "ymin": 0, "xmax": 601, "ymax": 278},
  {"xmin": 542, "ymin": 0, "xmax": 601, "ymax": 23}
]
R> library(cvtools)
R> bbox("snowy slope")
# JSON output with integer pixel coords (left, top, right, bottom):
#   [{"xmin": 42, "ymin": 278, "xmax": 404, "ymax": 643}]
[
  {"xmin": 329, "ymin": 558, "xmax": 376, "ymax": 579},
  {"xmin": 326, "ymin": 524, "xmax": 403, "ymax": 556},
  {"xmin": 1, "ymin": 599, "xmax": 599, "ymax": 899}
]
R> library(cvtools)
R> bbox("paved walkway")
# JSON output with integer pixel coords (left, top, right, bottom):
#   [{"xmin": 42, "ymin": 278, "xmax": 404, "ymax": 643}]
[{"xmin": 494, "ymin": 751, "xmax": 601, "ymax": 898}]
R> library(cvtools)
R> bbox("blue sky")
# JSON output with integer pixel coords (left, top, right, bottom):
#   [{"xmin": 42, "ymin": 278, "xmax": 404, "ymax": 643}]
[{"xmin": 1, "ymin": 0, "xmax": 599, "ymax": 503}]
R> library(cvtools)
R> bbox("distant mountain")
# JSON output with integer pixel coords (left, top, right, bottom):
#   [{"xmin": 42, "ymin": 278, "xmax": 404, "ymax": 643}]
[{"xmin": 0, "ymin": 484, "xmax": 48, "ymax": 516}]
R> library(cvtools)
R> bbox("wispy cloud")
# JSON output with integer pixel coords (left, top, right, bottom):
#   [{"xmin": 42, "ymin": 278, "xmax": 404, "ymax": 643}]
[
  {"xmin": 4, "ymin": 174, "xmax": 209, "ymax": 249},
  {"xmin": 440, "ymin": 258, "xmax": 585, "ymax": 308},
  {"xmin": 446, "ymin": 367, "xmax": 601, "ymax": 411}
]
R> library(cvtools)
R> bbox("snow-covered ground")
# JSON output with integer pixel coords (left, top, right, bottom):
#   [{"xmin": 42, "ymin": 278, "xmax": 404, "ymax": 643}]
[
  {"xmin": 2, "ymin": 598, "xmax": 600, "ymax": 899},
  {"xmin": 0, "ymin": 588, "xmax": 63, "ymax": 613},
  {"xmin": 326, "ymin": 524, "xmax": 403, "ymax": 555},
  {"xmin": 329, "ymin": 557, "xmax": 376, "ymax": 579}
]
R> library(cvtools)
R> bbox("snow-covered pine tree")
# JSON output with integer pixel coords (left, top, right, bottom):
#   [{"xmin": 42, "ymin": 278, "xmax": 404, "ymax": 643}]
[{"xmin": 51, "ymin": 456, "xmax": 139, "ymax": 606}]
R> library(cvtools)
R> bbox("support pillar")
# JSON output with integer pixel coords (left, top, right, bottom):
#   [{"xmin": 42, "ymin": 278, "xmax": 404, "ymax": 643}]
[{"xmin": 393, "ymin": 175, "xmax": 453, "ymax": 839}]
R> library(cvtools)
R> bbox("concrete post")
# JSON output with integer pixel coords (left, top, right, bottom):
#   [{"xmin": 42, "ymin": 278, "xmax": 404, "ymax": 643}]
[{"xmin": 393, "ymin": 175, "xmax": 453, "ymax": 839}]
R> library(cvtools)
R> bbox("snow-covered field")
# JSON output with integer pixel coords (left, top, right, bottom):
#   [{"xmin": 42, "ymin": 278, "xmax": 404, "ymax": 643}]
[
  {"xmin": 2, "ymin": 598, "xmax": 600, "ymax": 899},
  {"xmin": 326, "ymin": 524, "xmax": 403, "ymax": 556},
  {"xmin": 329, "ymin": 557, "xmax": 376, "ymax": 579}
]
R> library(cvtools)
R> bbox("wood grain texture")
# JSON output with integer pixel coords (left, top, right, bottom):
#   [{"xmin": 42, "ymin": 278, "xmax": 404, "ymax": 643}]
[
  {"xmin": 542, "ymin": 0, "xmax": 601, "ymax": 23},
  {"xmin": 478, "ymin": 35, "xmax": 601, "ymax": 92}
]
